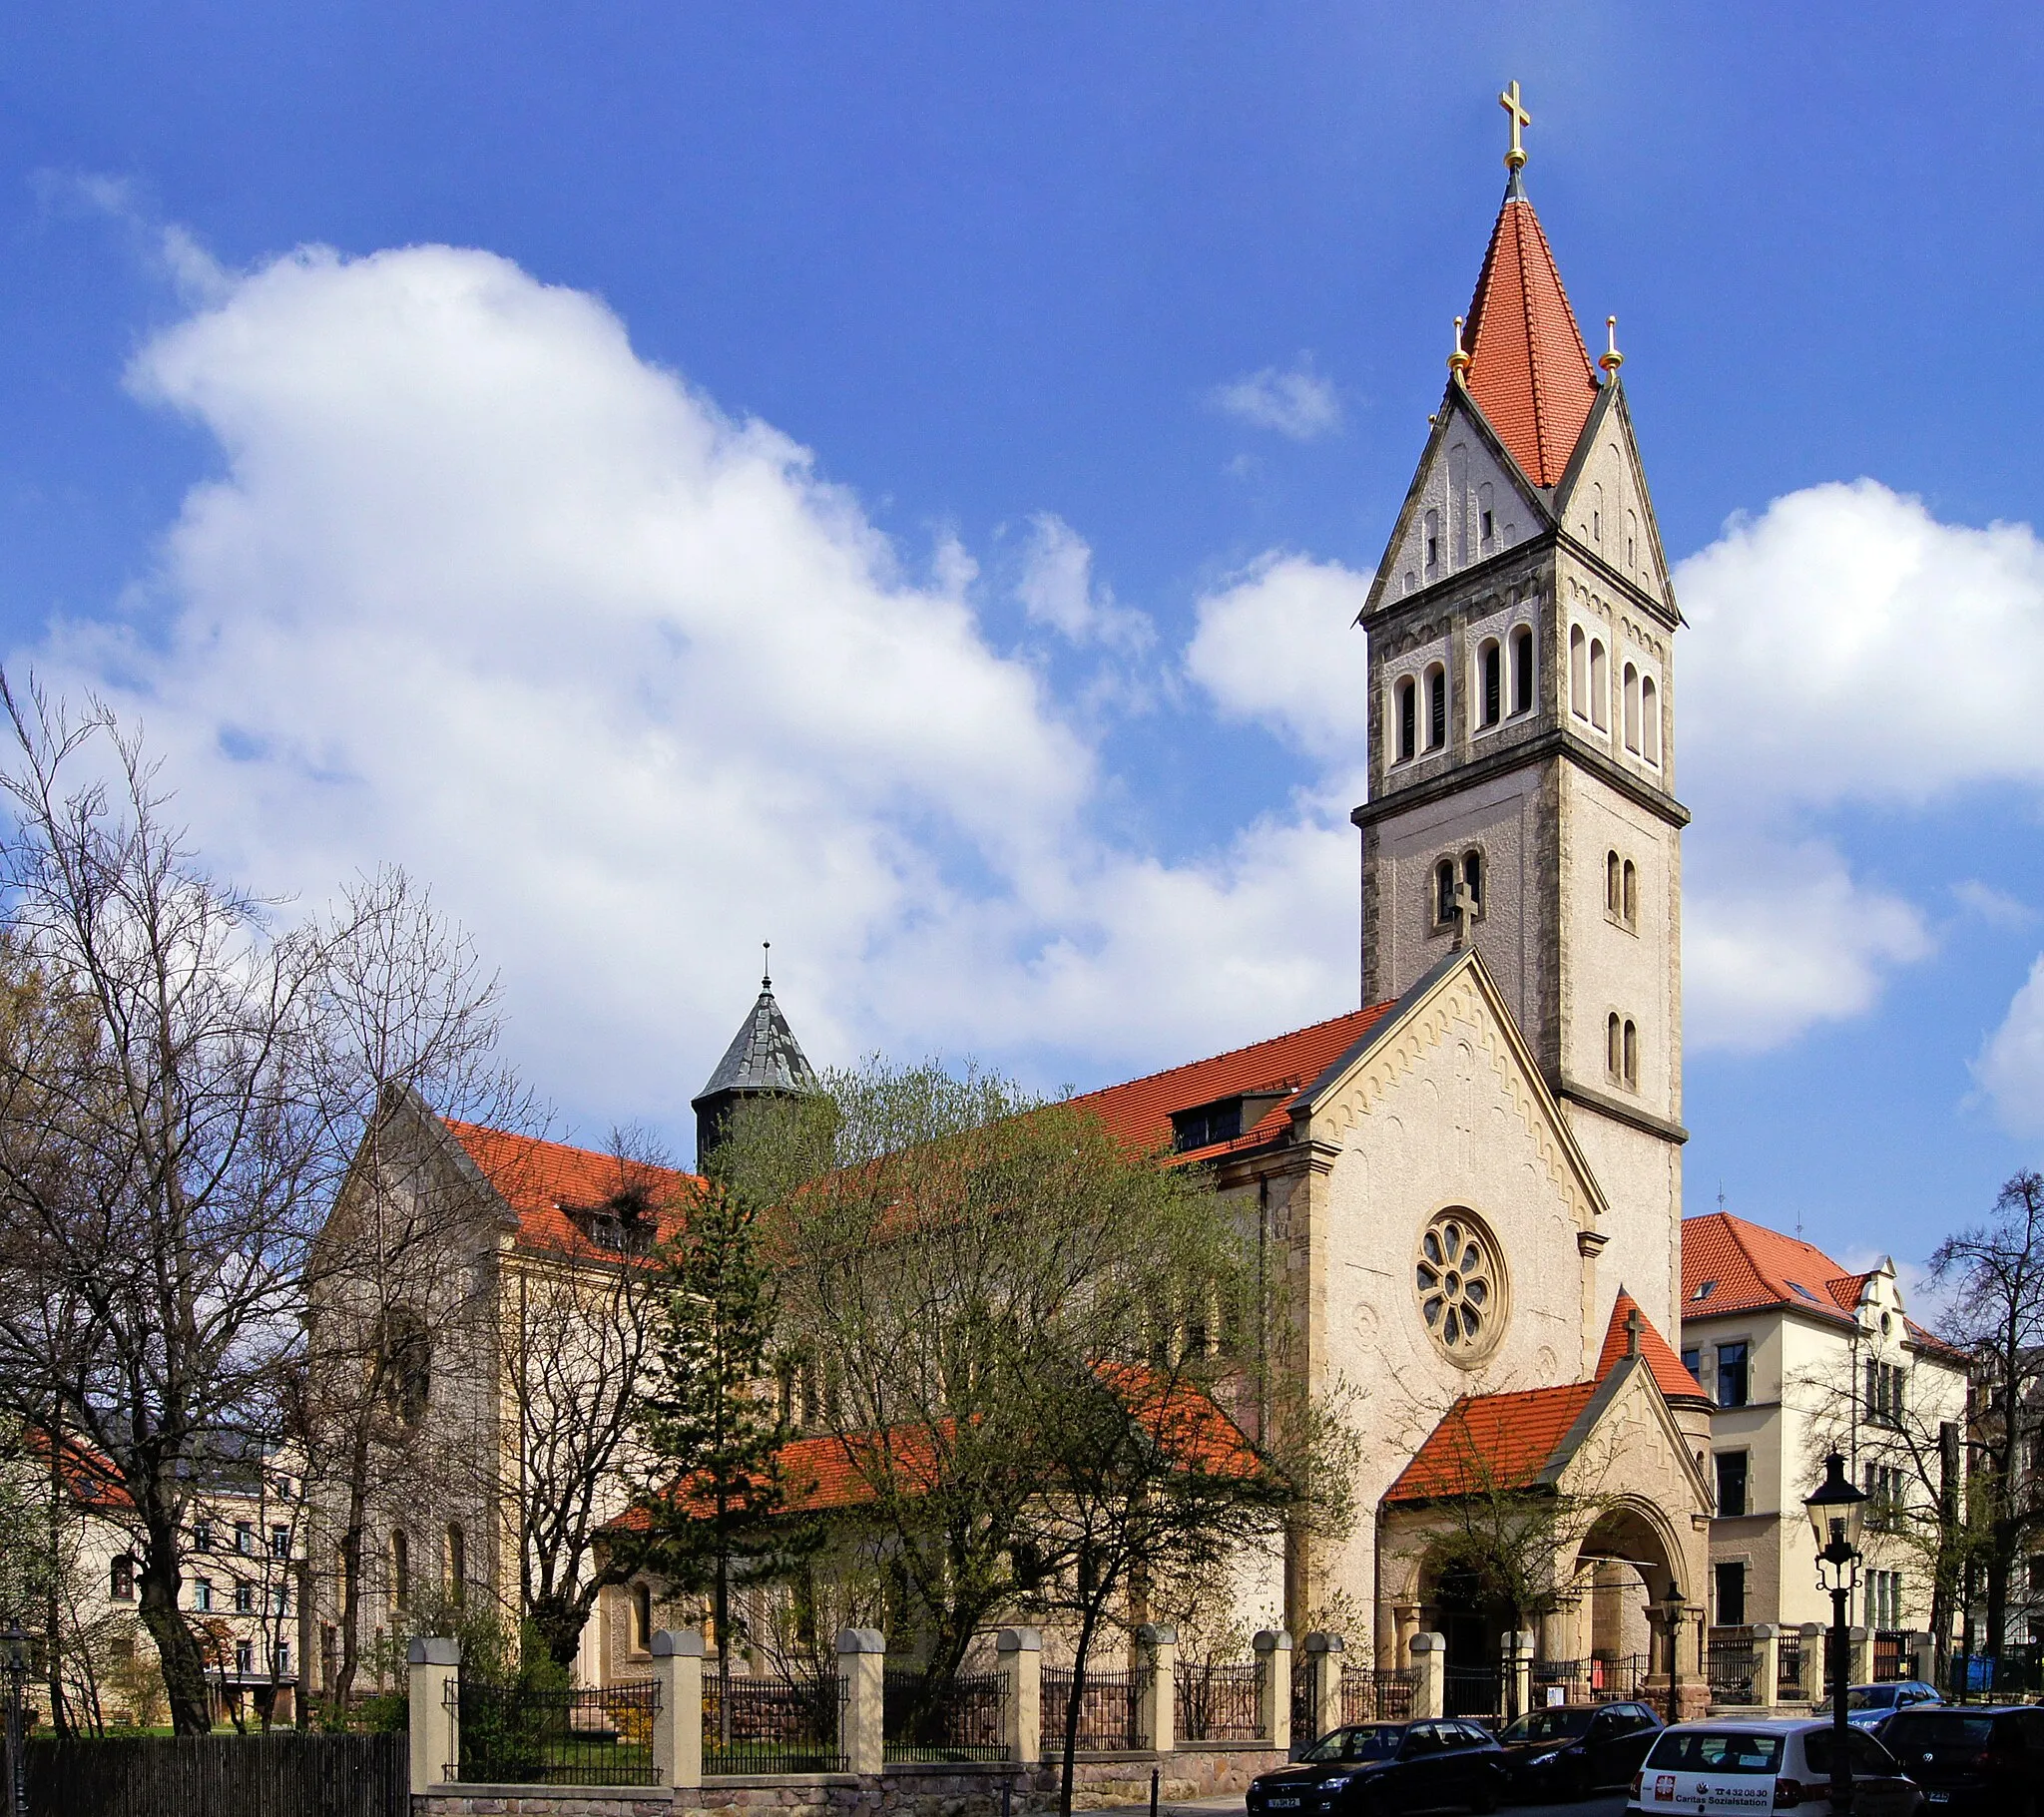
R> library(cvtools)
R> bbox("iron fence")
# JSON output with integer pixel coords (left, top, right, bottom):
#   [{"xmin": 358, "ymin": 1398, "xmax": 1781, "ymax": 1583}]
[
  {"xmin": 1706, "ymin": 1628, "xmax": 1762, "ymax": 1706},
  {"xmin": 1442, "ymin": 1666, "xmax": 1500, "ymax": 1720},
  {"xmin": 1945, "ymin": 1646, "xmax": 2043, "ymax": 1702},
  {"xmin": 1040, "ymin": 1666, "xmax": 1144, "ymax": 1753},
  {"xmin": 453, "ymin": 1677, "xmax": 659, "ymax": 1786},
  {"xmin": 1174, "ymin": 1661, "xmax": 1262, "ymax": 1741},
  {"xmin": 1339, "ymin": 1665, "xmax": 1416, "ymax": 1724},
  {"xmin": 24, "ymin": 1732, "xmax": 406, "ymax": 1817},
  {"xmin": 883, "ymin": 1667, "xmax": 1008, "ymax": 1762},
  {"xmin": 1776, "ymin": 1631, "xmax": 1804, "ymax": 1700},
  {"xmin": 1587, "ymin": 1653, "xmax": 1649, "ymax": 1702},
  {"xmin": 1531, "ymin": 1657, "xmax": 1588, "ymax": 1703},
  {"xmin": 704, "ymin": 1672, "xmax": 846, "ymax": 1774},
  {"xmin": 1290, "ymin": 1662, "xmax": 1314, "ymax": 1741}
]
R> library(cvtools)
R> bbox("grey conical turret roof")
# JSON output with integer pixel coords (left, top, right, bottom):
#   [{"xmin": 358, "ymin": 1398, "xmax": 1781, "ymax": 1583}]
[{"xmin": 691, "ymin": 965, "xmax": 815, "ymax": 1110}]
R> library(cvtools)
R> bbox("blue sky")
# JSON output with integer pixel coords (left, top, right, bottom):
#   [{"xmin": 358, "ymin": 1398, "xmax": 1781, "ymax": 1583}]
[{"xmin": 3, "ymin": 4, "xmax": 2043, "ymax": 1280}]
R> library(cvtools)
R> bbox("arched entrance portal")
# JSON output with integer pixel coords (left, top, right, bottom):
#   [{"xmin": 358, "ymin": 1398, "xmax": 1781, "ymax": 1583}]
[{"xmin": 1566, "ymin": 1500, "xmax": 1692, "ymax": 1702}]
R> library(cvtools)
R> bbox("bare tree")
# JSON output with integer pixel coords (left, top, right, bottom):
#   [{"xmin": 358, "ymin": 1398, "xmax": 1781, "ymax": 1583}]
[
  {"xmin": 1929, "ymin": 1170, "xmax": 2044, "ymax": 1662},
  {"xmin": 0, "ymin": 681, "xmax": 516, "ymax": 1730}
]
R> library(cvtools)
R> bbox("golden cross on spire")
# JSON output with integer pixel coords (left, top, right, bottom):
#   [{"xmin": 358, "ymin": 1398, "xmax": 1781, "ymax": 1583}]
[{"xmin": 1499, "ymin": 80, "xmax": 1530, "ymax": 172}]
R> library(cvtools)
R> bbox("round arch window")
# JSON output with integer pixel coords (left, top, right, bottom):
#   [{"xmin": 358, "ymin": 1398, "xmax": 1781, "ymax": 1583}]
[{"xmin": 1414, "ymin": 1209, "xmax": 1506, "ymax": 1359}]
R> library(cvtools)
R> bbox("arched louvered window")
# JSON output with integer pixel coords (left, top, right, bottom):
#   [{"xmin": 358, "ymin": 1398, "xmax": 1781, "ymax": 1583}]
[
  {"xmin": 1623, "ymin": 1020, "xmax": 1639, "ymax": 1089},
  {"xmin": 1462, "ymin": 850, "xmax": 1483, "ymax": 911},
  {"xmin": 1435, "ymin": 859, "xmax": 1457, "ymax": 927},
  {"xmin": 1641, "ymin": 676, "xmax": 1660, "ymax": 764},
  {"xmin": 1589, "ymin": 639, "xmax": 1609, "ymax": 730},
  {"xmin": 1623, "ymin": 860, "xmax": 1638, "ymax": 927},
  {"xmin": 1426, "ymin": 665, "xmax": 1447, "ymax": 750},
  {"xmin": 1570, "ymin": 626, "xmax": 1588, "ymax": 718},
  {"xmin": 1396, "ymin": 678, "xmax": 1416, "ymax": 762},
  {"xmin": 1512, "ymin": 627, "xmax": 1534, "ymax": 714},
  {"xmin": 1479, "ymin": 641, "xmax": 1501, "ymax": 728},
  {"xmin": 1607, "ymin": 850, "xmax": 1622, "ymax": 916},
  {"xmin": 1607, "ymin": 1013, "xmax": 1623, "ymax": 1080},
  {"xmin": 1624, "ymin": 662, "xmax": 1641, "ymax": 752}
]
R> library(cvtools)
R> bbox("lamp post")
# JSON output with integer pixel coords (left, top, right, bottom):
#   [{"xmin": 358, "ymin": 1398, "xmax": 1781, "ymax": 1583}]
[
  {"xmin": 1660, "ymin": 1587, "xmax": 1686, "ymax": 1724},
  {"xmin": 1804, "ymin": 1452, "xmax": 1868, "ymax": 1817},
  {"xmin": 2, "ymin": 1620, "xmax": 27, "ymax": 1817}
]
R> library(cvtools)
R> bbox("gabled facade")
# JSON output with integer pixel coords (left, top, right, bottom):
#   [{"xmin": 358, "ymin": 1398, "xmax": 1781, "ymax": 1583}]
[{"xmin": 1680, "ymin": 1212, "xmax": 1969, "ymax": 1640}]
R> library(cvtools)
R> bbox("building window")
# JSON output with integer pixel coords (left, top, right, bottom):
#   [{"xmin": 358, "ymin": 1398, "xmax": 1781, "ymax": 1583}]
[
  {"xmin": 1716, "ymin": 1341, "xmax": 1751, "ymax": 1408},
  {"xmin": 1461, "ymin": 850, "xmax": 1483, "ymax": 914},
  {"xmin": 633, "ymin": 1582, "xmax": 653, "ymax": 1651},
  {"xmin": 269, "ymin": 1525, "xmax": 290, "ymax": 1561},
  {"xmin": 274, "ymin": 1642, "xmax": 291, "ymax": 1678},
  {"xmin": 1866, "ymin": 1570, "xmax": 1903, "ymax": 1631},
  {"xmin": 1623, "ymin": 662, "xmax": 1641, "ymax": 751},
  {"xmin": 1866, "ymin": 1361, "xmax": 1907, "ymax": 1428},
  {"xmin": 1681, "ymin": 1346, "xmax": 1703, "ymax": 1384},
  {"xmin": 1606, "ymin": 1013, "xmax": 1622, "ymax": 1080},
  {"xmin": 1396, "ymin": 678, "xmax": 1416, "ymax": 762},
  {"xmin": 193, "ymin": 1518, "xmax": 213, "ymax": 1554},
  {"xmin": 1622, "ymin": 1020, "xmax": 1639, "ymax": 1090},
  {"xmin": 1413, "ymin": 1208, "xmax": 1504, "ymax": 1358},
  {"xmin": 1623, "ymin": 860, "xmax": 1638, "ymax": 927},
  {"xmin": 1479, "ymin": 640, "xmax": 1501, "ymax": 728},
  {"xmin": 1434, "ymin": 859, "xmax": 1457, "ymax": 928},
  {"xmin": 1425, "ymin": 664, "xmax": 1447, "ymax": 750},
  {"xmin": 1480, "ymin": 507, "xmax": 1495, "ymax": 545},
  {"xmin": 194, "ymin": 1578, "xmax": 213, "ymax": 1612},
  {"xmin": 1606, "ymin": 851, "xmax": 1622, "ymax": 917},
  {"xmin": 1424, "ymin": 510, "xmax": 1440, "ymax": 572},
  {"xmin": 236, "ymin": 1581, "xmax": 256, "ymax": 1614},
  {"xmin": 1589, "ymin": 639, "xmax": 1609, "ymax": 730},
  {"xmin": 1570, "ymin": 626, "xmax": 1588, "ymax": 717},
  {"xmin": 376, "ymin": 1305, "xmax": 432, "ymax": 1426},
  {"xmin": 1716, "ymin": 1451, "xmax": 1750, "ymax": 1518},
  {"xmin": 392, "ymin": 1529, "xmax": 410, "ymax": 1610},
  {"xmin": 1714, "ymin": 1561, "xmax": 1747, "ymax": 1627},
  {"xmin": 447, "ymin": 1523, "xmax": 466, "ymax": 1605},
  {"xmin": 1172, "ymin": 1097, "xmax": 1245, "ymax": 1152},
  {"xmin": 236, "ymin": 1640, "xmax": 254, "ymax": 1678},
  {"xmin": 1864, "ymin": 1462, "xmax": 1907, "ymax": 1530},
  {"xmin": 236, "ymin": 1522, "xmax": 254, "ymax": 1556},
  {"xmin": 1641, "ymin": 676, "xmax": 1660, "ymax": 764},
  {"xmin": 1511, "ymin": 626, "xmax": 1534, "ymax": 714},
  {"xmin": 111, "ymin": 1555, "xmax": 135, "ymax": 1601}
]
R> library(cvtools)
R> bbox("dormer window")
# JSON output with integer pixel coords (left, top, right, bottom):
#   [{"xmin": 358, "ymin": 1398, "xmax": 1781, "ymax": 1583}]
[
  {"xmin": 569, "ymin": 1185, "xmax": 656, "ymax": 1255},
  {"xmin": 1170, "ymin": 1092, "xmax": 1286, "ymax": 1153},
  {"xmin": 1691, "ymin": 1280, "xmax": 1718, "ymax": 1302}
]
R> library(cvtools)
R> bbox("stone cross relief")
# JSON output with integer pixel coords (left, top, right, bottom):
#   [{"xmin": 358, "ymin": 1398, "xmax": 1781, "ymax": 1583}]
[{"xmin": 1452, "ymin": 880, "xmax": 1479, "ymax": 951}]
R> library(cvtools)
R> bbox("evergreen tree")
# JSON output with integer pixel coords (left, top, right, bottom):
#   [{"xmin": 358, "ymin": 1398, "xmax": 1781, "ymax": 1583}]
[{"xmin": 633, "ymin": 1172, "xmax": 796, "ymax": 1744}]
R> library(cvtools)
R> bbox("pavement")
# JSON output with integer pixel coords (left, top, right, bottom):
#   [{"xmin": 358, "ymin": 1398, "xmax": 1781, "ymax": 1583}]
[{"xmin": 1142, "ymin": 1795, "xmax": 1629, "ymax": 1817}]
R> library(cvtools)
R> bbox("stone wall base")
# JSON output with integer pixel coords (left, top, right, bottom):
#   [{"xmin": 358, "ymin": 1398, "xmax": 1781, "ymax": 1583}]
[{"xmin": 418, "ymin": 1750, "xmax": 1290, "ymax": 1817}]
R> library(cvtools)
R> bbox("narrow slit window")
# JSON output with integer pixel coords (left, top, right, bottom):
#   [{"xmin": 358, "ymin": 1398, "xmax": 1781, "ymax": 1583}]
[
  {"xmin": 1462, "ymin": 850, "xmax": 1483, "ymax": 910},
  {"xmin": 1607, "ymin": 850, "xmax": 1622, "ymax": 916},
  {"xmin": 1424, "ymin": 510, "xmax": 1440, "ymax": 572},
  {"xmin": 1570, "ymin": 627, "xmax": 1587, "ymax": 718},
  {"xmin": 1589, "ymin": 639, "xmax": 1609, "ymax": 730},
  {"xmin": 1624, "ymin": 662, "xmax": 1641, "ymax": 751},
  {"xmin": 1642, "ymin": 676, "xmax": 1660, "ymax": 764},
  {"xmin": 1426, "ymin": 665, "xmax": 1446, "ymax": 750},
  {"xmin": 1479, "ymin": 641, "xmax": 1501, "ymax": 727},
  {"xmin": 1623, "ymin": 860, "xmax": 1638, "ymax": 927},
  {"xmin": 1435, "ymin": 859, "xmax": 1456, "ymax": 927},
  {"xmin": 1607, "ymin": 1013, "xmax": 1623, "ymax": 1079},
  {"xmin": 1396, "ymin": 678, "xmax": 1416, "ymax": 762},
  {"xmin": 1623, "ymin": 1019, "xmax": 1639, "ymax": 1089}
]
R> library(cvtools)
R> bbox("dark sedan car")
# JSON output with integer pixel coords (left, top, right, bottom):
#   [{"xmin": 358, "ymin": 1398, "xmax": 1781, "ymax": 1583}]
[
  {"xmin": 1492, "ymin": 1700, "xmax": 1663, "ymax": 1799},
  {"xmin": 1248, "ymin": 1720, "xmax": 1508, "ymax": 1815},
  {"xmin": 1880, "ymin": 1703, "xmax": 2044, "ymax": 1815}
]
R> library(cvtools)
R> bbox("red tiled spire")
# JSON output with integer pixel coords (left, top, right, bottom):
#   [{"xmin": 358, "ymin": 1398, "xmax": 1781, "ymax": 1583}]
[{"xmin": 1460, "ymin": 175, "xmax": 1600, "ymax": 488}]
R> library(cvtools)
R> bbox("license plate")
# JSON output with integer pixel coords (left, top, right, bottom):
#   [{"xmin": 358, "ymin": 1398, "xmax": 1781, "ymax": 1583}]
[
  {"xmin": 1268, "ymin": 1799, "xmax": 1300, "ymax": 1808},
  {"xmin": 1926, "ymin": 1796, "xmax": 1948, "ymax": 1806}
]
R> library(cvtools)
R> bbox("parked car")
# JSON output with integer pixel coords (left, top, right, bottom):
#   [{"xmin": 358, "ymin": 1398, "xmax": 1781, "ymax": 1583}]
[
  {"xmin": 1626, "ymin": 1718, "xmax": 1922, "ymax": 1816},
  {"xmin": 1492, "ymin": 1700, "xmax": 1663, "ymax": 1799},
  {"xmin": 1879, "ymin": 1703, "xmax": 2044, "ymax": 1815},
  {"xmin": 1812, "ymin": 1680, "xmax": 1945, "ymax": 1735},
  {"xmin": 1247, "ymin": 1719, "xmax": 1509, "ymax": 1815}
]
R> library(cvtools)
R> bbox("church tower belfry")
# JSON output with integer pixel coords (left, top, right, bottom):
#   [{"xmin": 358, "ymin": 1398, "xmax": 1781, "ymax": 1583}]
[{"xmin": 1352, "ymin": 92, "xmax": 1689, "ymax": 1335}]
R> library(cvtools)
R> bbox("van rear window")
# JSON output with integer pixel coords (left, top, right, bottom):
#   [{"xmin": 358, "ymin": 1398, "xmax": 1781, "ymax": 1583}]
[{"xmin": 1644, "ymin": 1731, "xmax": 1784, "ymax": 1774}]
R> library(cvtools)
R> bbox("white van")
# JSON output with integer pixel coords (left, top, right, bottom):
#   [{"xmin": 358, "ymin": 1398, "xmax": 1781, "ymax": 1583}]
[{"xmin": 1627, "ymin": 1718, "xmax": 1921, "ymax": 1816}]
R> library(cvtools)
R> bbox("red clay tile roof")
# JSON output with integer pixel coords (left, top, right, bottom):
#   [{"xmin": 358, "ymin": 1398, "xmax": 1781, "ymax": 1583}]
[
  {"xmin": 1461, "ymin": 183, "xmax": 1601, "ymax": 489},
  {"xmin": 1383, "ymin": 1383, "xmax": 1596, "ymax": 1504},
  {"xmin": 1070, "ymin": 1005, "xmax": 1396, "ymax": 1164},
  {"xmin": 1681, "ymin": 1212, "xmax": 1863, "ymax": 1329},
  {"xmin": 443, "ymin": 1120, "xmax": 700, "ymax": 1256},
  {"xmin": 1594, "ymin": 1290, "xmax": 1710, "ymax": 1405}
]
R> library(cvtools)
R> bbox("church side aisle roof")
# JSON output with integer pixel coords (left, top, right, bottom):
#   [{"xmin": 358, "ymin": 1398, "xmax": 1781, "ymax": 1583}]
[
  {"xmin": 1071, "ymin": 1002, "xmax": 1397, "ymax": 1162},
  {"xmin": 1460, "ymin": 172, "xmax": 1601, "ymax": 489}
]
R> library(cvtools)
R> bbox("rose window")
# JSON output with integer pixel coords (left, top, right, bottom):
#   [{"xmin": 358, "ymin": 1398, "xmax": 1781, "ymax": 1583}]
[{"xmin": 1415, "ymin": 1212, "xmax": 1499, "ymax": 1355}]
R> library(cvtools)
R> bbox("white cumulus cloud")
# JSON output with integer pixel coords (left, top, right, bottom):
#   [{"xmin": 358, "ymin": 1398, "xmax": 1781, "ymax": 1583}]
[
  {"xmin": 1210, "ymin": 357, "xmax": 1342, "ymax": 441},
  {"xmin": 1013, "ymin": 512, "xmax": 1154, "ymax": 654},
  {"xmin": 1974, "ymin": 953, "xmax": 2044, "ymax": 1137},
  {"xmin": 23, "ymin": 239, "xmax": 1362, "ymax": 1142}
]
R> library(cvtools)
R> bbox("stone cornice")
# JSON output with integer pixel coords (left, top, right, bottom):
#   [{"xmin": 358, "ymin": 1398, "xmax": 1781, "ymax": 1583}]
[
  {"xmin": 1352, "ymin": 726, "xmax": 1691, "ymax": 833},
  {"xmin": 1557, "ymin": 1077, "xmax": 1691, "ymax": 1144}
]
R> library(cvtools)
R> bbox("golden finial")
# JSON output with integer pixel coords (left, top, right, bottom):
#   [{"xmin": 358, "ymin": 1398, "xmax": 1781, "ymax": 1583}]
[
  {"xmin": 1599, "ymin": 314, "xmax": 1624, "ymax": 378},
  {"xmin": 1499, "ymin": 80, "xmax": 1530, "ymax": 172},
  {"xmin": 1447, "ymin": 315, "xmax": 1472, "ymax": 380}
]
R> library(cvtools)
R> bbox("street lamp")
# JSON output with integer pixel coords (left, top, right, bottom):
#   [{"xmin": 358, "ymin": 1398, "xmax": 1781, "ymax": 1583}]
[
  {"xmin": 1, "ymin": 1620, "xmax": 28, "ymax": 1817},
  {"xmin": 1659, "ymin": 1586, "xmax": 1687, "ymax": 1724},
  {"xmin": 1804, "ymin": 1452, "xmax": 1868, "ymax": 1817}
]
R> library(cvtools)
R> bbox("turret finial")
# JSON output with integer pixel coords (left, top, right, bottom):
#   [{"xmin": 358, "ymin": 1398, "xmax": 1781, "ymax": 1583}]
[
  {"xmin": 1447, "ymin": 315, "xmax": 1472, "ymax": 380},
  {"xmin": 1599, "ymin": 314, "xmax": 1624, "ymax": 378},
  {"xmin": 762, "ymin": 941, "xmax": 771, "ymax": 992},
  {"xmin": 1499, "ymin": 80, "xmax": 1530, "ymax": 173}
]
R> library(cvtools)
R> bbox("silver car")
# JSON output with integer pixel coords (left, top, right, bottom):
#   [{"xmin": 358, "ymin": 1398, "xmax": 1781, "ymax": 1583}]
[{"xmin": 1626, "ymin": 1717, "xmax": 1922, "ymax": 1816}]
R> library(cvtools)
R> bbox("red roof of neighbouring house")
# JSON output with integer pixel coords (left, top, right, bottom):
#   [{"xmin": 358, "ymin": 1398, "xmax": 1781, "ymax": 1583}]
[
  {"xmin": 1681, "ymin": 1211, "xmax": 1865, "ymax": 1329},
  {"xmin": 1070, "ymin": 1004, "xmax": 1396, "ymax": 1164},
  {"xmin": 1460, "ymin": 178, "xmax": 1601, "ymax": 489},
  {"xmin": 22, "ymin": 1428, "xmax": 133, "ymax": 1512},
  {"xmin": 443, "ymin": 1120, "xmax": 700, "ymax": 1256},
  {"xmin": 1594, "ymin": 1290, "xmax": 1711, "ymax": 1406},
  {"xmin": 1385, "ymin": 1293, "xmax": 1700, "ymax": 1504}
]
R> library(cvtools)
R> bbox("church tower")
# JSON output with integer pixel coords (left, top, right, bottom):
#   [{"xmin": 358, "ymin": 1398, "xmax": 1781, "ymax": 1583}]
[
  {"xmin": 1353, "ymin": 89, "xmax": 1688, "ymax": 1337},
  {"xmin": 691, "ymin": 950, "xmax": 816, "ymax": 1167}
]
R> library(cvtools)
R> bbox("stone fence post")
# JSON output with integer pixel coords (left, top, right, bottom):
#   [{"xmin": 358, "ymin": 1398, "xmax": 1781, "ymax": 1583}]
[
  {"xmin": 1844, "ymin": 1627, "xmax": 1870, "ymax": 1687},
  {"xmin": 652, "ymin": 1629, "xmax": 704, "ymax": 1790},
  {"xmin": 1908, "ymin": 1631, "xmax": 1936, "ymax": 1684},
  {"xmin": 1409, "ymin": 1633, "xmax": 1446, "ymax": 1720},
  {"xmin": 1798, "ymin": 1624, "xmax": 1825, "ymax": 1703},
  {"xmin": 1255, "ymin": 1629, "xmax": 1291, "ymax": 1751},
  {"xmin": 1300, "ymin": 1633, "xmax": 1343, "ymax": 1742},
  {"xmin": 1501, "ymin": 1631, "xmax": 1533, "ymax": 1721},
  {"xmin": 999, "ymin": 1627, "xmax": 1042, "ymax": 1766},
  {"xmin": 406, "ymin": 1636, "xmax": 460, "ymax": 1795},
  {"xmin": 1137, "ymin": 1624, "xmax": 1177, "ymax": 1754},
  {"xmin": 1751, "ymin": 1625, "xmax": 1779, "ymax": 1709},
  {"xmin": 837, "ymin": 1627, "xmax": 886, "ymax": 1775}
]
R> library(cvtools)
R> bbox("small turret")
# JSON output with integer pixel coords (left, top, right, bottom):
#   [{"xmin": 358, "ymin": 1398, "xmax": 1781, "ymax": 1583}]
[{"xmin": 691, "ymin": 946, "xmax": 815, "ymax": 1165}]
